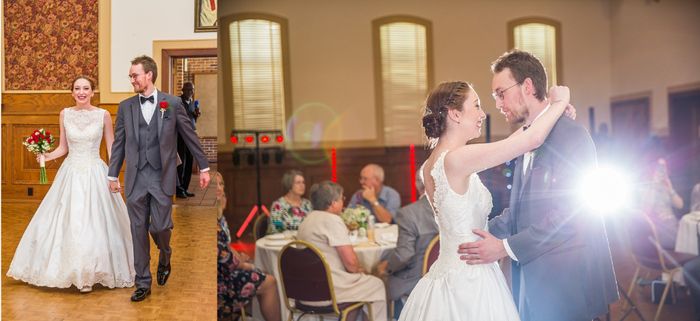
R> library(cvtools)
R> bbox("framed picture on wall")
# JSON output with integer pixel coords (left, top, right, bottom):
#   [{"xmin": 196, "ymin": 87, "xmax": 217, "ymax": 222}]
[{"xmin": 195, "ymin": 0, "xmax": 217, "ymax": 32}]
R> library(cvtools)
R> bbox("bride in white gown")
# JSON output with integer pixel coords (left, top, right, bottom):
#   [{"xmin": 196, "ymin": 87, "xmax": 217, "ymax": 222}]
[
  {"xmin": 399, "ymin": 81, "xmax": 569, "ymax": 320},
  {"xmin": 6, "ymin": 76, "xmax": 135, "ymax": 293}
]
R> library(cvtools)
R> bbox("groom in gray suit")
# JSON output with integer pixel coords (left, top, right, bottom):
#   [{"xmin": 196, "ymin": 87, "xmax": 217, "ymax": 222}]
[
  {"xmin": 108, "ymin": 55, "xmax": 211, "ymax": 302},
  {"xmin": 458, "ymin": 50, "xmax": 618, "ymax": 321}
]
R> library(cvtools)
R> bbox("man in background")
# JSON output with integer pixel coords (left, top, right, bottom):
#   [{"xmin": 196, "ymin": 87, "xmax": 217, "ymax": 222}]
[
  {"xmin": 176, "ymin": 82, "xmax": 200, "ymax": 198},
  {"xmin": 376, "ymin": 171, "xmax": 438, "ymax": 319}
]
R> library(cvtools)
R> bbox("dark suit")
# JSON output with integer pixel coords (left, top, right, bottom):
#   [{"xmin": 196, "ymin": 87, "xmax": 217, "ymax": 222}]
[
  {"xmin": 385, "ymin": 196, "xmax": 439, "ymax": 301},
  {"xmin": 108, "ymin": 91, "xmax": 209, "ymax": 288},
  {"xmin": 176, "ymin": 96, "xmax": 199, "ymax": 194},
  {"xmin": 489, "ymin": 117, "xmax": 619, "ymax": 321}
]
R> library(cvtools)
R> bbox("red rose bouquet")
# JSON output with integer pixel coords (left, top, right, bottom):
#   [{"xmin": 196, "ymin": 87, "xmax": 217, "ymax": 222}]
[{"xmin": 23, "ymin": 128, "xmax": 56, "ymax": 184}]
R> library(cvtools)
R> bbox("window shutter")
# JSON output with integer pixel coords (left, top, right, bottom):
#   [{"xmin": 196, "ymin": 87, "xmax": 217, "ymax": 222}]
[
  {"xmin": 379, "ymin": 21, "xmax": 430, "ymax": 146},
  {"xmin": 229, "ymin": 19, "xmax": 286, "ymax": 131}
]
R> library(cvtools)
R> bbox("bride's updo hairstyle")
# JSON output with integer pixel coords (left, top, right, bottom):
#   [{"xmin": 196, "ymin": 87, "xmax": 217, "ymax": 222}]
[
  {"xmin": 422, "ymin": 81, "xmax": 470, "ymax": 139},
  {"xmin": 70, "ymin": 75, "xmax": 96, "ymax": 91}
]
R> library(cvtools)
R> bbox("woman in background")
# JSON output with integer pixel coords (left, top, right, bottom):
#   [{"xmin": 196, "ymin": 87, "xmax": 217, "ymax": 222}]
[
  {"xmin": 215, "ymin": 172, "xmax": 280, "ymax": 321},
  {"xmin": 644, "ymin": 157, "xmax": 684, "ymax": 250},
  {"xmin": 268, "ymin": 169, "xmax": 313, "ymax": 233}
]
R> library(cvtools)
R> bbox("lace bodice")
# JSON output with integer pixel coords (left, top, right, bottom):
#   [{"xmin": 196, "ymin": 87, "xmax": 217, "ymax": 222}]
[
  {"xmin": 63, "ymin": 108, "xmax": 105, "ymax": 163},
  {"xmin": 422, "ymin": 150, "xmax": 493, "ymax": 275}
]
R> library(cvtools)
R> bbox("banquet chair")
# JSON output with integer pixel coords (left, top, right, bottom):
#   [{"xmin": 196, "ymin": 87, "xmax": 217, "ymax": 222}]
[
  {"xmin": 422, "ymin": 235, "xmax": 440, "ymax": 276},
  {"xmin": 278, "ymin": 240, "xmax": 373, "ymax": 321},
  {"xmin": 625, "ymin": 213, "xmax": 696, "ymax": 321},
  {"xmin": 253, "ymin": 214, "xmax": 269, "ymax": 241}
]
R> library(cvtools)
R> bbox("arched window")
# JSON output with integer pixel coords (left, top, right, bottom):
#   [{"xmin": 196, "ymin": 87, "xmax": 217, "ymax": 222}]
[
  {"xmin": 220, "ymin": 14, "xmax": 290, "ymax": 133},
  {"xmin": 508, "ymin": 18, "xmax": 562, "ymax": 87},
  {"xmin": 373, "ymin": 16, "xmax": 433, "ymax": 146}
]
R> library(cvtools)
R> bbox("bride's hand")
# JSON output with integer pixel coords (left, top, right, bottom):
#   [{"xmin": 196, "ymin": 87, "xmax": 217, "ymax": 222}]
[
  {"xmin": 36, "ymin": 153, "xmax": 48, "ymax": 164},
  {"xmin": 548, "ymin": 85, "xmax": 570, "ymax": 106},
  {"xmin": 564, "ymin": 104, "xmax": 576, "ymax": 120}
]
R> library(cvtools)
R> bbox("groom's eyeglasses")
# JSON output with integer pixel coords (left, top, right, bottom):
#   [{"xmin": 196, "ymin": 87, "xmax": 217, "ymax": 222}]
[
  {"xmin": 128, "ymin": 73, "xmax": 144, "ymax": 80},
  {"xmin": 491, "ymin": 82, "xmax": 522, "ymax": 101}
]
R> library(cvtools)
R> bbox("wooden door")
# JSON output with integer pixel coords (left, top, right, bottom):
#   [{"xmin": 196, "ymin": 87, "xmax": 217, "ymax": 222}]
[
  {"xmin": 669, "ymin": 89, "xmax": 700, "ymax": 212},
  {"xmin": 611, "ymin": 96, "xmax": 650, "ymax": 163}
]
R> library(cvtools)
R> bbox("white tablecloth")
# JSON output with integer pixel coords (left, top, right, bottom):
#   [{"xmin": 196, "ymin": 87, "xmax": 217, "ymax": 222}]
[
  {"xmin": 675, "ymin": 211, "xmax": 700, "ymax": 255},
  {"xmin": 252, "ymin": 225, "xmax": 398, "ymax": 321}
]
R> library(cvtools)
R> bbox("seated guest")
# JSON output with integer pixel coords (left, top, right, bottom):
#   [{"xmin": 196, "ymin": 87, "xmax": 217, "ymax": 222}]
[
  {"xmin": 691, "ymin": 182, "xmax": 700, "ymax": 212},
  {"xmin": 643, "ymin": 158, "xmax": 684, "ymax": 250},
  {"xmin": 348, "ymin": 164, "xmax": 400, "ymax": 224},
  {"xmin": 298, "ymin": 181, "xmax": 387, "ymax": 321},
  {"xmin": 269, "ymin": 169, "xmax": 313, "ymax": 233},
  {"xmin": 683, "ymin": 256, "xmax": 700, "ymax": 321},
  {"xmin": 376, "ymin": 172, "xmax": 438, "ymax": 319},
  {"xmin": 215, "ymin": 173, "xmax": 280, "ymax": 321}
]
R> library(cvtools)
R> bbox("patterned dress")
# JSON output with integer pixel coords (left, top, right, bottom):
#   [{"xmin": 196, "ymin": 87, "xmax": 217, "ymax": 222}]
[
  {"xmin": 268, "ymin": 196, "xmax": 313, "ymax": 233},
  {"xmin": 217, "ymin": 216, "xmax": 267, "ymax": 319}
]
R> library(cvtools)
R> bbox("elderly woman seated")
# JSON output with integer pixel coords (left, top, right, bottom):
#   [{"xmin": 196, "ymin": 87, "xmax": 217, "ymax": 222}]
[
  {"xmin": 215, "ymin": 173, "xmax": 280, "ymax": 321},
  {"xmin": 269, "ymin": 169, "xmax": 313, "ymax": 233},
  {"xmin": 297, "ymin": 180, "xmax": 387, "ymax": 321}
]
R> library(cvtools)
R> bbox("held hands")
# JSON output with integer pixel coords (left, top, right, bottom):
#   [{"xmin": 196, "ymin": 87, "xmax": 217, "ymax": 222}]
[
  {"xmin": 108, "ymin": 180, "xmax": 122, "ymax": 193},
  {"xmin": 375, "ymin": 260, "xmax": 389, "ymax": 277},
  {"xmin": 457, "ymin": 229, "xmax": 508, "ymax": 265},
  {"xmin": 200, "ymin": 171, "xmax": 211, "ymax": 189}
]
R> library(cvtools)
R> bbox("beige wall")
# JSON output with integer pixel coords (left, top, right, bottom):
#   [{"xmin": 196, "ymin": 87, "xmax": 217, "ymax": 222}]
[
  {"xmin": 610, "ymin": 0, "xmax": 700, "ymax": 135},
  {"xmin": 219, "ymin": 0, "xmax": 613, "ymax": 150},
  {"xmin": 195, "ymin": 73, "xmax": 218, "ymax": 137}
]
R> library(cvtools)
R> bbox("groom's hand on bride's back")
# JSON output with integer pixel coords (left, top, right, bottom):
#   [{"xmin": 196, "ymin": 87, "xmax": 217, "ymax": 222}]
[{"xmin": 458, "ymin": 229, "xmax": 507, "ymax": 265}]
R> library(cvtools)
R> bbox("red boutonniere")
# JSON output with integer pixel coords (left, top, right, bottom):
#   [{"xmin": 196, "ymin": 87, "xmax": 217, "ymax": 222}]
[{"xmin": 159, "ymin": 101, "xmax": 169, "ymax": 119}]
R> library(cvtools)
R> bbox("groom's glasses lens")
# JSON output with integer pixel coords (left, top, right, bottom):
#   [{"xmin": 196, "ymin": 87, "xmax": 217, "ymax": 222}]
[
  {"xmin": 492, "ymin": 82, "xmax": 521, "ymax": 101},
  {"xmin": 128, "ymin": 73, "xmax": 143, "ymax": 80}
]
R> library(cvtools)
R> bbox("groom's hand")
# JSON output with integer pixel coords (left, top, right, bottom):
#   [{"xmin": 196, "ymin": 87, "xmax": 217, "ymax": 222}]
[
  {"xmin": 458, "ymin": 229, "xmax": 507, "ymax": 265},
  {"xmin": 200, "ymin": 171, "xmax": 211, "ymax": 189}
]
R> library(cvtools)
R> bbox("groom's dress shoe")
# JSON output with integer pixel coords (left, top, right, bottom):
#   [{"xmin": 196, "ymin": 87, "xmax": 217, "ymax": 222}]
[
  {"xmin": 185, "ymin": 191, "xmax": 195, "ymax": 197},
  {"xmin": 157, "ymin": 264, "xmax": 171, "ymax": 286},
  {"xmin": 176, "ymin": 192, "xmax": 188, "ymax": 199},
  {"xmin": 131, "ymin": 288, "xmax": 151, "ymax": 302}
]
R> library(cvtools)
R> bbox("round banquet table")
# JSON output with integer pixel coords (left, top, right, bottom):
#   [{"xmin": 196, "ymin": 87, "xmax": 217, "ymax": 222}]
[
  {"xmin": 675, "ymin": 211, "xmax": 700, "ymax": 255},
  {"xmin": 252, "ymin": 224, "xmax": 398, "ymax": 321}
]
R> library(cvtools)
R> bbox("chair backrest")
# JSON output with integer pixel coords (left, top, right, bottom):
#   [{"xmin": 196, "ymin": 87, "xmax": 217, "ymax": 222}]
[
  {"xmin": 278, "ymin": 241, "xmax": 340, "ymax": 314},
  {"xmin": 626, "ymin": 213, "xmax": 674, "ymax": 272},
  {"xmin": 422, "ymin": 235, "xmax": 440, "ymax": 275},
  {"xmin": 253, "ymin": 214, "xmax": 268, "ymax": 241}
]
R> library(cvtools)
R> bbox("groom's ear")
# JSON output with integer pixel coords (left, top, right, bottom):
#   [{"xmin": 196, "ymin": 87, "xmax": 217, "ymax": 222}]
[{"xmin": 522, "ymin": 78, "xmax": 535, "ymax": 97}]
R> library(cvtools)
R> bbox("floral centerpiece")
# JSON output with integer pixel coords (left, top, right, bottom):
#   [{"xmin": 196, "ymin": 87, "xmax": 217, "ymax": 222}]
[
  {"xmin": 341, "ymin": 205, "xmax": 370, "ymax": 231},
  {"xmin": 23, "ymin": 128, "xmax": 56, "ymax": 184}
]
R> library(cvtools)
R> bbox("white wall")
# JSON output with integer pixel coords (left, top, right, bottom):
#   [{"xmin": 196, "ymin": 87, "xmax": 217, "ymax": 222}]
[
  {"xmin": 611, "ymin": 0, "xmax": 700, "ymax": 135},
  {"xmin": 220, "ymin": 0, "xmax": 612, "ymax": 145},
  {"xmin": 111, "ymin": 0, "xmax": 216, "ymax": 93}
]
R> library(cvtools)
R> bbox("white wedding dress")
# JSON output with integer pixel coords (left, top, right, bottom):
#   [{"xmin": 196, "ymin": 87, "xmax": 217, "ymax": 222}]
[
  {"xmin": 399, "ymin": 151, "xmax": 520, "ymax": 321},
  {"xmin": 7, "ymin": 107, "xmax": 135, "ymax": 289}
]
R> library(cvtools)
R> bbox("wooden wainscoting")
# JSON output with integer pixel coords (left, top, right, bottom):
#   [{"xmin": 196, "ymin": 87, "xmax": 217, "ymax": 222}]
[
  {"xmin": 218, "ymin": 146, "xmax": 512, "ymax": 239},
  {"xmin": 1, "ymin": 93, "xmax": 118, "ymax": 202}
]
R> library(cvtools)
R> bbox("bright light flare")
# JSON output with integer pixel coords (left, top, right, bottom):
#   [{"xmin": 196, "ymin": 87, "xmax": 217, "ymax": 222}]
[{"xmin": 578, "ymin": 166, "xmax": 632, "ymax": 214}]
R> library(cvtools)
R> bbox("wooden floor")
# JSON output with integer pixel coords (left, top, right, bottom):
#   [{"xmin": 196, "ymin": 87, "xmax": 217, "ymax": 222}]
[{"xmin": 2, "ymin": 202, "xmax": 216, "ymax": 321}]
